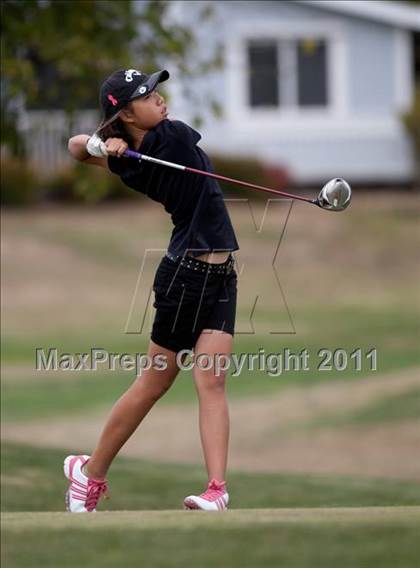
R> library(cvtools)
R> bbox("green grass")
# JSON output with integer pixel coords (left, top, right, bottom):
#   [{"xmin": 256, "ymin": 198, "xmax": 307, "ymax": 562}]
[
  {"xmin": 2, "ymin": 356, "xmax": 419, "ymax": 424},
  {"xmin": 349, "ymin": 387, "xmax": 420, "ymax": 424},
  {"xmin": 2, "ymin": 443, "xmax": 420, "ymax": 567},
  {"xmin": 302, "ymin": 387, "xmax": 420, "ymax": 431},
  {"xmin": 3, "ymin": 304, "xmax": 419, "ymax": 365},
  {"xmin": 2, "ymin": 432, "xmax": 420, "ymax": 568},
  {"xmin": 1, "ymin": 371, "xmax": 139, "ymax": 422},
  {"xmin": 3, "ymin": 509, "xmax": 420, "ymax": 568},
  {"xmin": 5, "ymin": 507, "xmax": 419, "ymax": 530},
  {"xmin": 3, "ymin": 166, "xmax": 420, "ymax": 567},
  {"xmin": 2, "ymin": 303, "xmax": 420, "ymax": 422},
  {"xmin": 3, "ymin": 442, "xmax": 420, "ymax": 513},
  {"xmin": 2, "ymin": 441, "xmax": 420, "ymax": 568}
]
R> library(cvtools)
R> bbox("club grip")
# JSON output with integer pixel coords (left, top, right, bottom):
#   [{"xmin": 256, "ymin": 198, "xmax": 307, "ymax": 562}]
[{"xmin": 123, "ymin": 149, "xmax": 142, "ymax": 159}]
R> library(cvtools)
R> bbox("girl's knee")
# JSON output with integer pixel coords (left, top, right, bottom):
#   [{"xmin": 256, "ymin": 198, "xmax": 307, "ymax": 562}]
[{"xmin": 195, "ymin": 369, "xmax": 227, "ymax": 396}]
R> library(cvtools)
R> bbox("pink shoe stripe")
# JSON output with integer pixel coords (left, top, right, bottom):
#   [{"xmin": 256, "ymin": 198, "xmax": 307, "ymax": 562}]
[
  {"xmin": 70, "ymin": 484, "xmax": 87, "ymax": 492},
  {"xmin": 69, "ymin": 479, "xmax": 87, "ymax": 489},
  {"xmin": 70, "ymin": 478, "xmax": 87, "ymax": 490},
  {"xmin": 69, "ymin": 456, "xmax": 85, "ymax": 480},
  {"xmin": 69, "ymin": 457, "xmax": 76, "ymax": 479},
  {"xmin": 70, "ymin": 489, "xmax": 87, "ymax": 497}
]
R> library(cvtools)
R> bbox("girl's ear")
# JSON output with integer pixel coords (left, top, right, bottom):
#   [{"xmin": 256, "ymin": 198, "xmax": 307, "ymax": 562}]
[{"xmin": 120, "ymin": 106, "xmax": 134, "ymax": 124}]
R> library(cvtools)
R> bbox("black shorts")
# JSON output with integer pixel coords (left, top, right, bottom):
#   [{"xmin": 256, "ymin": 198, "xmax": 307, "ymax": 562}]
[{"xmin": 151, "ymin": 254, "xmax": 238, "ymax": 353}]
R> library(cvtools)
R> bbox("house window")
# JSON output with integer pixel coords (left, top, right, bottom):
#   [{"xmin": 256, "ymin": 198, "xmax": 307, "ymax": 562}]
[
  {"xmin": 248, "ymin": 40, "xmax": 279, "ymax": 107},
  {"xmin": 297, "ymin": 39, "xmax": 328, "ymax": 106},
  {"xmin": 247, "ymin": 38, "xmax": 328, "ymax": 109}
]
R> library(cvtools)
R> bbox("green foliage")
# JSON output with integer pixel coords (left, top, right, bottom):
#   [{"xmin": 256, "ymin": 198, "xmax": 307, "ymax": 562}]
[
  {"xmin": 0, "ymin": 154, "xmax": 146, "ymax": 205},
  {"xmin": 1, "ymin": 153, "xmax": 292, "ymax": 207},
  {"xmin": 0, "ymin": 154, "xmax": 42, "ymax": 206},
  {"xmin": 43, "ymin": 162, "xmax": 144, "ymax": 204},
  {"xmin": 401, "ymin": 83, "xmax": 420, "ymax": 152},
  {"xmin": 1, "ymin": 0, "xmax": 224, "ymax": 157},
  {"xmin": 401, "ymin": 83, "xmax": 420, "ymax": 182},
  {"xmin": 209, "ymin": 154, "xmax": 292, "ymax": 198},
  {"xmin": 0, "ymin": 102, "xmax": 26, "ymax": 158},
  {"xmin": 3, "ymin": 0, "xmax": 141, "ymax": 112}
]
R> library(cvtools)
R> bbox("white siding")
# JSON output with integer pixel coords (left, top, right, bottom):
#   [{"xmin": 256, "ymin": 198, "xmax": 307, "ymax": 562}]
[
  {"xmin": 165, "ymin": 0, "xmax": 416, "ymax": 184},
  {"xmin": 345, "ymin": 14, "xmax": 405, "ymax": 114},
  {"xmin": 17, "ymin": 110, "xmax": 99, "ymax": 177}
]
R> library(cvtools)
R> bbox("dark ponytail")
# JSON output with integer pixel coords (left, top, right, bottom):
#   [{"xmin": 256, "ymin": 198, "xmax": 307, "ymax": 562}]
[{"xmin": 95, "ymin": 104, "xmax": 135, "ymax": 149}]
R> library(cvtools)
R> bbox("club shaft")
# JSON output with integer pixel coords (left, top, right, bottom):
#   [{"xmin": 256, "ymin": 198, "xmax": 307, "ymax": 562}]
[{"xmin": 123, "ymin": 149, "xmax": 315, "ymax": 204}]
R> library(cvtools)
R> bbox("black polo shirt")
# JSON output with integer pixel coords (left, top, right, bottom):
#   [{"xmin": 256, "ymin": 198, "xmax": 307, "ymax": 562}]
[{"xmin": 107, "ymin": 119, "xmax": 239, "ymax": 258}]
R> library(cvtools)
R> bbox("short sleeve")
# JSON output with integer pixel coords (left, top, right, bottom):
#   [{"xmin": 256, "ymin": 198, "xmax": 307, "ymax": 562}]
[
  {"xmin": 162, "ymin": 120, "xmax": 202, "ymax": 147},
  {"xmin": 157, "ymin": 120, "xmax": 203, "ymax": 167}
]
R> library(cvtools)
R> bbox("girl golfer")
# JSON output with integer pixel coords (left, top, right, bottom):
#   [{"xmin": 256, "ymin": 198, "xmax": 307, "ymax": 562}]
[{"xmin": 65, "ymin": 68, "xmax": 239, "ymax": 512}]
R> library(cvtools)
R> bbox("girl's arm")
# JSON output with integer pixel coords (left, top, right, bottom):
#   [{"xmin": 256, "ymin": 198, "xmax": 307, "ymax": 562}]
[
  {"xmin": 67, "ymin": 135, "xmax": 128, "ymax": 169},
  {"xmin": 68, "ymin": 134, "xmax": 107, "ymax": 168}
]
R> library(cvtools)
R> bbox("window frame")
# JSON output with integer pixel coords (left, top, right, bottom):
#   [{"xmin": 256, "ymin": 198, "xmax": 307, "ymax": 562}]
[{"xmin": 226, "ymin": 19, "xmax": 348, "ymax": 126}]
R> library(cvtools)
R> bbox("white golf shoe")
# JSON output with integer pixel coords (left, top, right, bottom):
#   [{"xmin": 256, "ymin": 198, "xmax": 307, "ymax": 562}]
[
  {"xmin": 184, "ymin": 479, "xmax": 229, "ymax": 511},
  {"xmin": 63, "ymin": 454, "xmax": 109, "ymax": 513}
]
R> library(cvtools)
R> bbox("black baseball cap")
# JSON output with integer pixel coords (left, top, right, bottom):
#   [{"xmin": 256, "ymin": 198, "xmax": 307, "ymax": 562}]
[{"xmin": 99, "ymin": 68, "xmax": 170, "ymax": 120}]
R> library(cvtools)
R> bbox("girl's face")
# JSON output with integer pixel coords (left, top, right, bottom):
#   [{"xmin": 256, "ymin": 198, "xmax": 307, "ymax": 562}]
[{"xmin": 122, "ymin": 88, "xmax": 168, "ymax": 130}]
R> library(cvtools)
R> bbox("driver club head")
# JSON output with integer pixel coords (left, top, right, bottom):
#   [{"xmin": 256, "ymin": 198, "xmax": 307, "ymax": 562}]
[{"xmin": 316, "ymin": 178, "xmax": 352, "ymax": 212}]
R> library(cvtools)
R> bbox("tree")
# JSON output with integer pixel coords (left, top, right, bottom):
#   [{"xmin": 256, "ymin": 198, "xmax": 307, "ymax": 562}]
[
  {"xmin": 1, "ymin": 0, "xmax": 223, "ymax": 156},
  {"xmin": 401, "ymin": 84, "xmax": 420, "ymax": 185}
]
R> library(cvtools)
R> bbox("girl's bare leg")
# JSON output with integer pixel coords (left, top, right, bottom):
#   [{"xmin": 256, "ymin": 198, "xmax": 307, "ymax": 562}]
[
  {"xmin": 86, "ymin": 340, "xmax": 182, "ymax": 479},
  {"xmin": 192, "ymin": 330, "xmax": 233, "ymax": 483}
]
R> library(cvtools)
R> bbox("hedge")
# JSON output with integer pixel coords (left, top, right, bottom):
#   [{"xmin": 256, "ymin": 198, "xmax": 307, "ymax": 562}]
[{"xmin": 1, "ymin": 153, "xmax": 291, "ymax": 207}]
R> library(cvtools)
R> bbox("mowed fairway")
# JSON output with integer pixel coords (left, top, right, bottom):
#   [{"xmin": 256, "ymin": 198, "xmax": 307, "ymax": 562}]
[
  {"xmin": 3, "ymin": 508, "xmax": 420, "ymax": 568},
  {"xmin": 2, "ymin": 193, "xmax": 420, "ymax": 567},
  {"xmin": 2, "ymin": 442, "xmax": 420, "ymax": 567}
]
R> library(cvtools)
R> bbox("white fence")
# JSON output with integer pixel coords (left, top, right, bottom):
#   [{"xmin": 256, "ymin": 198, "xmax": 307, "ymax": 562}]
[{"xmin": 17, "ymin": 110, "xmax": 100, "ymax": 177}]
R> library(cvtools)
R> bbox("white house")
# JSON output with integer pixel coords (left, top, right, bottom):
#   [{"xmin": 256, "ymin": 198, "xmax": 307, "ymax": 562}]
[
  {"xmin": 164, "ymin": 0, "xmax": 420, "ymax": 184},
  {"xmin": 19, "ymin": 0, "xmax": 420, "ymax": 184}
]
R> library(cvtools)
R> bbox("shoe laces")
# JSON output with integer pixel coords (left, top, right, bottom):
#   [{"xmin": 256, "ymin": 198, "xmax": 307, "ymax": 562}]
[
  {"xmin": 85, "ymin": 478, "xmax": 109, "ymax": 512},
  {"xmin": 201, "ymin": 479, "xmax": 226, "ymax": 501}
]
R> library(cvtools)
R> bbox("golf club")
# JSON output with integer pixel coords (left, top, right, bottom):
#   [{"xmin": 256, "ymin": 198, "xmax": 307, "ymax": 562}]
[{"xmin": 123, "ymin": 149, "xmax": 352, "ymax": 212}]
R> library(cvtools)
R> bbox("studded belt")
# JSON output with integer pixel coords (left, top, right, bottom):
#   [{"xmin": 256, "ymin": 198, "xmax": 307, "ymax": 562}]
[{"xmin": 165, "ymin": 251, "xmax": 235, "ymax": 275}]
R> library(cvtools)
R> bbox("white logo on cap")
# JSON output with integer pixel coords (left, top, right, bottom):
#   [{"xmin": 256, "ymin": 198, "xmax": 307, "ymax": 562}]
[
  {"xmin": 139, "ymin": 86, "xmax": 147, "ymax": 94},
  {"xmin": 125, "ymin": 69, "xmax": 142, "ymax": 82}
]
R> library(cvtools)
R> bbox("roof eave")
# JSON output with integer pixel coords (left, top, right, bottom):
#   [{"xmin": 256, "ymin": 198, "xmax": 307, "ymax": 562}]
[{"xmin": 296, "ymin": 0, "xmax": 420, "ymax": 31}]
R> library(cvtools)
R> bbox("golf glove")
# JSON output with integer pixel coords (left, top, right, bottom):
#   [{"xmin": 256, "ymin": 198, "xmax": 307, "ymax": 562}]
[{"xmin": 86, "ymin": 133, "xmax": 108, "ymax": 158}]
